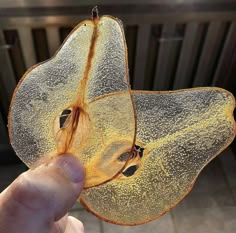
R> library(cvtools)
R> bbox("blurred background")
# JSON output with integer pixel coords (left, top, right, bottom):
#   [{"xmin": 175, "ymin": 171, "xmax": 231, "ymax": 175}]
[{"xmin": 0, "ymin": 0, "xmax": 236, "ymax": 232}]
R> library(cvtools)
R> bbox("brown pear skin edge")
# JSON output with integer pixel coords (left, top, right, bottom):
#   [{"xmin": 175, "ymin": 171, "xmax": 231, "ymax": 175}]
[{"xmin": 8, "ymin": 11, "xmax": 236, "ymax": 226}]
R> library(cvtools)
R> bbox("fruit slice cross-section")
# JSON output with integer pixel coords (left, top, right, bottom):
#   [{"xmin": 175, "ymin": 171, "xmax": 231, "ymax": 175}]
[
  {"xmin": 80, "ymin": 88, "xmax": 236, "ymax": 225},
  {"xmin": 8, "ymin": 15, "xmax": 136, "ymax": 188}
]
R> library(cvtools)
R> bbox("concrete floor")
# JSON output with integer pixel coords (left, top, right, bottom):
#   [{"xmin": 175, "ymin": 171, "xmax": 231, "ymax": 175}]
[{"xmin": 1, "ymin": 148, "xmax": 236, "ymax": 233}]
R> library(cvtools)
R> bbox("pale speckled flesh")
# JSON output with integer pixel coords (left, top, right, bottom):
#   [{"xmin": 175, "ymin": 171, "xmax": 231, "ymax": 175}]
[{"xmin": 8, "ymin": 13, "xmax": 236, "ymax": 226}]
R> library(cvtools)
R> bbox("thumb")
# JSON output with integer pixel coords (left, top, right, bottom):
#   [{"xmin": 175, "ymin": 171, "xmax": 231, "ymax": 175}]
[{"xmin": 0, "ymin": 155, "xmax": 85, "ymax": 233}]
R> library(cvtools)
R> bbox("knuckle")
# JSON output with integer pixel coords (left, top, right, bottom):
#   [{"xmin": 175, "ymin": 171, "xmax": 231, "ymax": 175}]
[
  {"xmin": 78, "ymin": 221, "xmax": 84, "ymax": 232},
  {"xmin": 11, "ymin": 172, "xmax": 32, "ymax": 206},
  {"xmin": 68, "ymin": 216, "xmax": 84, "ymax": 232}
]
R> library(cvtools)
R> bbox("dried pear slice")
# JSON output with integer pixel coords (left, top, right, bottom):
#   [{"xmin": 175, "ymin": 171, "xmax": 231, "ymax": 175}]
[
  {"xmin": 8, "ymin": 15, "xmax": 136, "ymax": 188},
  {"xmin": 80, "ymin": 88, "xmax": 235, "ymax": 225},
  {"xmin": 8, "ymin": 10, "xmax": 236, "ymax": 226}
]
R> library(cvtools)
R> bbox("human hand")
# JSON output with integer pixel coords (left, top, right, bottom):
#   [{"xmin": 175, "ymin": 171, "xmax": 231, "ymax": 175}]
[{"xmin": 0, "ymin": 155, "xmax": 85, "ymax": 233}]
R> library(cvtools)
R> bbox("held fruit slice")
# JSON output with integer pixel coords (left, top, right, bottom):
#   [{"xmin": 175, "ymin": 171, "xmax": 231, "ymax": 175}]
[
  {"xmin": 8, "ymin": 9, "xmax": 236, "ymax": 226},
  {"xmin": 8, "ymin": 11, "xmax": 136, "ymax": 188},
  {"xmin": 80, "ymin": 88, "xmax": 235, "ymax": 225}
]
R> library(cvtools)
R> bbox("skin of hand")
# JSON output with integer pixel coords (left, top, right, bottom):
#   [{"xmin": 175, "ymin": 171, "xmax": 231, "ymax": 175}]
[{"xmin": 0, "ymin": 155, "xmax": 85, "ymax": 233}]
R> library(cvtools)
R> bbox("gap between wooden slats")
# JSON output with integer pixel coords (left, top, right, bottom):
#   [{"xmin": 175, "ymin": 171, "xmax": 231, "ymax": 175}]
[
  {"xmin": 133, "ymin": 24, "xmax": 151, "ymax": 90},
  {"xmin": 219, "ymin": 148, "xmax": 236, "ymax": 200},
  {"xmin": 153, "ymin": 23, "xmax": 183, "ymax": 91},
  {"xmin": 0, "ymin": 30, "xmax": 16, "ymax": 105},
  {"xmin": 18, "ymin": 27, "xmax": 36, "ymax": 69},
  {"xmin": 59, "ymin": 27, "xmax": 73, "ymax": 43},
  {"xmin": 46, "ymin": 27, "xmax": 61, "ymax": 57},
  {"xmin": 173, "ymin": 22, "xmax": 199, "ymax": 90},
  {"xmin": 125, "ymin": 25, "xmax": 138, "ymax": 87},
  {"xmin": 3, "ymin": 30, "xmax": 25, "ymax": 82},
  {"xmin": 144, "ymin": 25, "xmax": 162, "ymax": 90},
  {"xmin": 0, "ymin": 111, "xmax": 8, "ymax": 144},
  {"xmin": 32, "ymin": 28, "xmax": 49, "ymax": 62},
  {"xmin": 193, "ymin": 21, "xmax": 228, "ymax": 87},
  {"xmin": 212, "ymin": 22, "xmax": 236, "ymax": 88}
]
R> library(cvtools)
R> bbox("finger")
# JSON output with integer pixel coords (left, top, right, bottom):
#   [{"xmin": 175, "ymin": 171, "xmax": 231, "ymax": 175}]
[
  {"xmin": 0, "ymin": 155, "xmax": 85, "ymax": 233},
  {"xmin": 65, "ymin": 216, "xmax": 84, "ymax": 233},
  {"xmin": 0, "ymin": 186, "xmax": 9, "ymax": 197},
  {"xmin": 52, "ymin": 214, "xmax": 68, "ymax": 233}
]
